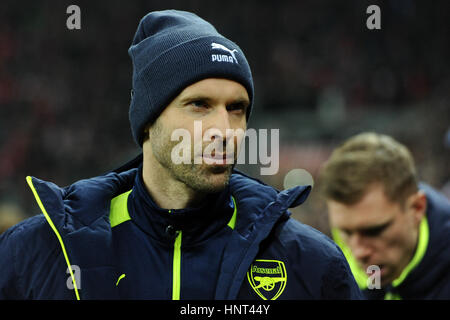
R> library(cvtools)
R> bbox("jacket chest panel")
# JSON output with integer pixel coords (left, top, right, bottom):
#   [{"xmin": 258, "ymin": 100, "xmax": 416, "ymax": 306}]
[{"xmin": 112, "ymin": 221, "xmax": 232, "ymax": 299}]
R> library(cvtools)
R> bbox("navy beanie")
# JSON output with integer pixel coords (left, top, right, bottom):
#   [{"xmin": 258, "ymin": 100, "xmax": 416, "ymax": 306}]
[{"xmin": 128, "ymin": 10, "xmax": 254, "ymax": 147}]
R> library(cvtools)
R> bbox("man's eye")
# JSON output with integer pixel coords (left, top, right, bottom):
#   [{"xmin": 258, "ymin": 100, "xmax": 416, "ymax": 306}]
[
  {"xmin": 190, "ymin": 100, "xmax": 208, "ymax": 108},
  {"xmin": 227, "ymin": 103, "xmax": 247, "ymax": 113},
  {"xmin": 361, "ymin": 226, "xmax": 386, "ymax": 237},
  {"xmin": 341, "ymin": 229, "xmax": 352, "ymax": 238}
]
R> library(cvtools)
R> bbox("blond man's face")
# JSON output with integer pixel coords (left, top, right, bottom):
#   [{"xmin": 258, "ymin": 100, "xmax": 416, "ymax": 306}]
[{"xmin": 328, "ymin": 184, "xmax": 426, "ymax": 287}]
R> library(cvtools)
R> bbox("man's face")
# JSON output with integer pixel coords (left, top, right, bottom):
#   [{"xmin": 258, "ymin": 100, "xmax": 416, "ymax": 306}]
[
  {"xmin": 327, "ymin": 184, "xmax": 425, "ymax": 287},
  {"xmin": 144, "ymin": 78, "xmax": 249, "ymax": 194}
]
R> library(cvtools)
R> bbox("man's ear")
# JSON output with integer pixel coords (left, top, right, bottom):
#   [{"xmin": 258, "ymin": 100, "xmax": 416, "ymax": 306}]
[
  {"xmin": 408, "ymin": 190, "xmax": 427, "ymax": 225},
  {"xmin": 143, "ymin": 124, "xmax": 151, "ymax": 142}
]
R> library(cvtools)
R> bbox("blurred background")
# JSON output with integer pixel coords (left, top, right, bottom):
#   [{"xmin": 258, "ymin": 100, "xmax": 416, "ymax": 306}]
[{"xmin": 0, "ymin": 0, "xmax": 449, "ymax": 235}]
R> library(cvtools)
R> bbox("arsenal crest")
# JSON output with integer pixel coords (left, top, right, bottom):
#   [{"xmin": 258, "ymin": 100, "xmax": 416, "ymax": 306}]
[{"xmin": 247, "ymin": 259, "xmax": 287, "ymax": 300}]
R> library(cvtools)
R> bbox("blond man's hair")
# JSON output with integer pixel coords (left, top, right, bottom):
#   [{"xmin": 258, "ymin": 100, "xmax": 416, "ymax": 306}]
[{"xmin": 319, "ymin": 132, "xmax": 418, "ymax": 206}]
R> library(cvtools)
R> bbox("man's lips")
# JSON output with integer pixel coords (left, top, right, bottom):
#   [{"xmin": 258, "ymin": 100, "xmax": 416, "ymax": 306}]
[
  {"xmin": 363, "ymin": 263, "xmax": 386, "ymax": 275},
  {"xmin": 200, "ymin": 153, "xmax": 235, "ymax": 164},
  {"xmin": 196, "ymin": 152, "xmax": 235, "ymax": 164}
]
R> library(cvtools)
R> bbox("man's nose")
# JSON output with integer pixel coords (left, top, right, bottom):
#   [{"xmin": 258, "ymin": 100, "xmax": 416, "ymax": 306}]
[
  {"xmin": 207, "ymin": 107, "xmax": 233, "ymax": 141},
  {"xmin": 349, "ymin": 234, "xmax": 373, "ymax": 262}
]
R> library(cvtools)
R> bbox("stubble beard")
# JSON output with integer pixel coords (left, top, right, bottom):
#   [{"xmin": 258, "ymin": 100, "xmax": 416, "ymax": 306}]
[{"xmin": 149, "ymin": 121, "xmax": 235, "ymax": 194}]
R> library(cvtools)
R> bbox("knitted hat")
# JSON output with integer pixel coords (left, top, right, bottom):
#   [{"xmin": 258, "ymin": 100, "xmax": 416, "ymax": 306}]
[{"xmin": 128, "ymin": 10, "xmax": 254, "ymax": 146}]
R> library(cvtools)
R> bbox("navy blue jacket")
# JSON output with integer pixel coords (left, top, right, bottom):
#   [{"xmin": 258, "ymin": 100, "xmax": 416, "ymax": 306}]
[{"xmin": 0, "ymin": 159, "xmax": 362, "ymax": 300}]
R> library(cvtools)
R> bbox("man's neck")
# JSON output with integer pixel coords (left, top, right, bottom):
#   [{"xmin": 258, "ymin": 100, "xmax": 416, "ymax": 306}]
[{"xmin": 142, "ymin": 154, "xmax": 206, "ymax": 210}]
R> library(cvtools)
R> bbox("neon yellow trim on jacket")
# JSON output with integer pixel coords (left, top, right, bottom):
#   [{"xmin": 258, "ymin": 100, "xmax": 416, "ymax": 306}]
[
  {"xmin": 116, "ymin": 274, "xmax": 126, "ymax": 286},
  {"xmin": 332, "ymin": 215, "xmax": 430, "ymax": 295},
  {"xmin": 331, "ymin": 228, "xmax": 369, "ymax": 289},
  {"xmin": 110, "ymin": 192, "xmax": 236, "ymax": 230},
  {"xmin": 391, "ymin": 216, "xmax": 429, "ymax": 287},
  {"xmin": 227, "ymin": 196, "xmax": 238, "ymax": 230},
  {"xmin": 26, "ymin": 176, "xmax": 81, "ymax": 300},
  {"xmin": 172, "ymin": 231, "xmax": 182, "ymax": 300},
  {"xmin": 110, "ymin": 190, "xmax": 132, "ymax": 228},
  {"xmin": 384, "ymin": 292, "xmax": 402, "ymax": 300}
]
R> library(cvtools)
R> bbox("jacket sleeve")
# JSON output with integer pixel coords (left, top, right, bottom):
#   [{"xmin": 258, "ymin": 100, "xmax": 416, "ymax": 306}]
[
  {"xmin": 321, "ymin": 252, "xmax": 365, "ymax": 300},
  {"xmin": 0, "ymin": 226, "xmax": 23, "ymax": 299}
]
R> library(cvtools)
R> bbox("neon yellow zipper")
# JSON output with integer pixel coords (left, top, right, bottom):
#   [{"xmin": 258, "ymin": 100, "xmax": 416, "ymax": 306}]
[
  {"xmin": 172, "ymin": 231, "xmax": 182, "ymax": 300},
  {"xmin": 169, "ymin": 196, "xmax": 236, "ymax": 300}
]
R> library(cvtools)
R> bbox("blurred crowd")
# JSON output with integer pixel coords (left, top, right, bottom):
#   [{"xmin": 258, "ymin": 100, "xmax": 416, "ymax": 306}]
[{"xmin": 0, "ymin": 0, "xmax": 449, "ymax": 234}]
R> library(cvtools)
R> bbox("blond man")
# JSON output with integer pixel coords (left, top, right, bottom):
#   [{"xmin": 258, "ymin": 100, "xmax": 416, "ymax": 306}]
[{"xmin": 319, "ymin": 132, "xmax": 450, "ymax": 299}]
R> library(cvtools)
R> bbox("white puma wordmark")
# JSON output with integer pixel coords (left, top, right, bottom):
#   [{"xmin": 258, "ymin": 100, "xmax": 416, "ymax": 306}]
[{"xmin": 211, "ymin": 42, "xmax": 239, "ymax": 64}]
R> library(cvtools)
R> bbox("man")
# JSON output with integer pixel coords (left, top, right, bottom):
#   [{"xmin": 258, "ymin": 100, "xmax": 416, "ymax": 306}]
[
  {"xmin": 0, "ymin": 10, "xmax": 362, "ymax": 300},
  {"xmin": 319, "ymin": 132, "xmax": 450, "ymax": 299}
]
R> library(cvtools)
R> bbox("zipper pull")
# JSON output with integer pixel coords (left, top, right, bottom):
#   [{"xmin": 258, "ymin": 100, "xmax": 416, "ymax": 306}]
[{"xmin": 165, "ymin": 225, "xmax": 178, "ymax": 237}]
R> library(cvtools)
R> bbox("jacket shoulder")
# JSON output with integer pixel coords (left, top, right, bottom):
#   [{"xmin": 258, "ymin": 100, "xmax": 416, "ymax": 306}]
[
  {"xmin": 1, "ymin": 214, "xmax": 53, "ymax": 245},
  {"xmin": 269, "ymin": 217, "xmax": 363, "ymax": 299},
  {"xmin": 230, "ymin": 171, "xmax": 278, "ymax": 200},
  {"xmin": 276, "ymin": 217, "xmax": 345, "ymax": 262},
  {"xmin": 0, "ymin": 214, "xmax": 59, "ymax": 265},
  {"xmin": 0, "ymin": 214, "xmax": 60, "ymax": 299}
]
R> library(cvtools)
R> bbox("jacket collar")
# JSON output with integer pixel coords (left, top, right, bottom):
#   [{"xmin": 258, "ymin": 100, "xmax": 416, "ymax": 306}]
[{"xmin": 128, "ymin": 165, "xmax": 235, "ymax": 245}]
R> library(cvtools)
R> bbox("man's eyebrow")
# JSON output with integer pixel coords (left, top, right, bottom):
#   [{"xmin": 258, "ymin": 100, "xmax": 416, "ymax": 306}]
[
  {"xmin": 178, "ymin": 95, "xmax": 250, "ymax": 106},
  {"xmin": 179, "ymin": 95, "xmax": 213, "ymax": 104},
  {"xmin": 341, "ymin": 219, "xmax": 393, "ymax": 235},
  {"xmin": 229, "ymin": 97, "xmax": 250, "ymax": 106},
  {"xmin": 359, "ymin": 220, "xmax": 393, "ymax": 233}
]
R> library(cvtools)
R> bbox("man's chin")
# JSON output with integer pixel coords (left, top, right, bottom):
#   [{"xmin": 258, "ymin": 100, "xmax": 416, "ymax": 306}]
[
  {"xmin": 191, "ymin": 165, "xmax": 233, "ymax": 193},
  {"xmin": 168, "ymin": 161, "xmax": 234, "ymax": 194},
  {"xmin": 367, "ymin": 264, "xmax": 396, "ymax": 288},
  {"xmin": 206, "ymin": 163, "xmax": 234, "ymax": 174}
]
